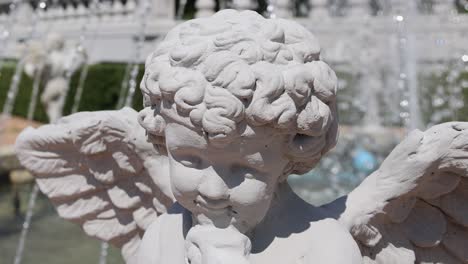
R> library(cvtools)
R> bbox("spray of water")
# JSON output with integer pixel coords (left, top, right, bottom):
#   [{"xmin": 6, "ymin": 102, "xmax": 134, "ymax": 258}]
[
  {"xmin": 10, "ymin": 2, "xmax": 101, "ymax": 264},
  {"xmin": 99, "ymin": 241, "xmax": 109, "ymax": 264},
  {"xmin": 124, "ymin": 0, "xmax": 152, "ymax": 107},
  {"xmin": 70, "ymin": 0, "xmax": 101, "ymax": 114},
  {"xmin": 13, "ymin": 184, "xmax": 40, "ymax": 264},
  {"xmin": 106, "ymin": 1, "xmax": 153, "ymax": 261},
  {"xmin": 71, "ymin": 63, "xmax": 89, "ymax": 113},
  {"xmin": 1, "ymin": 2, "xmax": 46, "ymax": 134},
  {"xmin": 0, "ymin": 0, "xmax": 24, "ymax": 76},
  {"xmin": 26, "ymin": 67, "xmax": 44, "ymax": 120},
  {"xmin": 394, "ymin": 1, "xmax": 423, "ymax": 131},
  {"xmin": 116, "ymin": 62, "xmax": 132, "ymax": 109}
]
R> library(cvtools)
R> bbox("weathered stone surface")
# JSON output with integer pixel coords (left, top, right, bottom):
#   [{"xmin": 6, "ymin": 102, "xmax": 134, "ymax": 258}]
[{"xmin": 14, "ymin": 10, "xmax": 468, "ymax": 264}]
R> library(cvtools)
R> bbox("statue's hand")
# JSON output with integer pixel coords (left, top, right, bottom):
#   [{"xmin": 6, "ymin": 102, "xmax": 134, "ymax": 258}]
[{"xmin": 185, "ymin": 225, "xmax": 251, "ymax": 264}]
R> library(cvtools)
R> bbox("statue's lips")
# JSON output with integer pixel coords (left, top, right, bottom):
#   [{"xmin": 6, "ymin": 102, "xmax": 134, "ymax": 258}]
[{"xmin": 195, "ymin": 195, "xmax": 230, "ymax": 212}]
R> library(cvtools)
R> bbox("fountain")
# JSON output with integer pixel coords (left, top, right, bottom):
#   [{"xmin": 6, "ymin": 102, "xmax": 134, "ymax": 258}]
[
  {"xmin": 123, "ymin": 0, "xmax": 152, "ymax": 108},
  {"xmin": 0, "ymin": 0, "xmax": 25, "ymax": 76},
  {"xmin": 0, "ymin": 0, "xmax": 466, "ymax": 263},
  {"xmin": 12, "ymin": 10, "xmax": 468, "ymax": 263},
  {"xmin": 23, "ymin": 33, "xmax": 87, "ymax": 123},
  {"xmin": 70, "ymin": 0, "xmax": 102, "ymax": 115},
  {"xmin": 0, "ymin": 0, "xmax": 157, "ymax": 263}
]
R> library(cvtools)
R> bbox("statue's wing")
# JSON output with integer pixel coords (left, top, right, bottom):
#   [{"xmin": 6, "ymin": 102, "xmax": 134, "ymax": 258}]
[
  {"xmin": 15, "ymin": 107, "xmax": 174, "ymax": 263},
  {"xmin": 322, "ymin": 122, "xmax": 468, "ymax": 263}
]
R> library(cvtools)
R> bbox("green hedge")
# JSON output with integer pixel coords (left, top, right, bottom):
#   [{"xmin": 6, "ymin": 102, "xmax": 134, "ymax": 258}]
[
  {"xmin": 0, "ymin": 62, "xmax": 144, "ymax": 123},
  {"xmin": 1, "ymin": 61, "xmax": 467, "ymax": 125},
  {"xmin": 419, "ymin": 68, "xmax": 468, "ymax": 124}
]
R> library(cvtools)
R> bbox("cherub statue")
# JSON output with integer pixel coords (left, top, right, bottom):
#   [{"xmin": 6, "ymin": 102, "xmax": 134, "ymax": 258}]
[
  {"xmin": 15, "ymin": 10, "xmax": 468, "ymax": 264},
  {"xmin": 24, "ymin": 33, "xmax": 86, "ymax": 123}
]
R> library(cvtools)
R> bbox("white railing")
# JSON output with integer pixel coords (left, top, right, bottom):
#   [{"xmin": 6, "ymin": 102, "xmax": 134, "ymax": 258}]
[
  {"xmin": 193, "ymin": 0, "xmax": 462, "ymax": 19},
  {"xmin": 0, "ymin": 1, "xmax": 137, "ymax": 24},
  {"xmin": 0, "ymin": 0, "xmax": 463, "ymax": 23},
  {"xmin": 0, "ymin": 0, "xmax": 160, "ymax": 24},
  {"xmin": 36, "ymin": 0, "xmax": 137, "ymax": 21},
  {"xmin": 0, "ymin": 0, "xmax": 176, "ymax": 23},
  {"xmin": 0, "ymin": 0, "xmax": 465, "ymax": 63}
]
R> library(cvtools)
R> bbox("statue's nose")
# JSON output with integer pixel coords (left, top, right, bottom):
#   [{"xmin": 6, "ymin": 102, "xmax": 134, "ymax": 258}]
[{"xmin": 198, "ymin": 168, "xmax": 230, "ymax": 201}]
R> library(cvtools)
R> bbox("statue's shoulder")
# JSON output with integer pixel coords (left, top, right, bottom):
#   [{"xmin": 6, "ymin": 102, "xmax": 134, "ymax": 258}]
[
  {"xmin": 252, "ymin": 203, "xmax": 360, "ymax": 263},
  {"xmin": 299, "ymin": 218, "xmax": 361, "ymax": 264},
  {"xmin": 137, "ymin": 203, "xmax": 188, "ymax": 264},
  {"xmin": 146, "ymin": 203, "xmax": 187, "ymax": 235}
]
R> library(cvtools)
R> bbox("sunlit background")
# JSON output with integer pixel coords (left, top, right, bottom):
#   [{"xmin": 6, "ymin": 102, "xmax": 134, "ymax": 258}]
[{"xmin": 0, "ymin": 0, "xmax": 467, "ymax": 263}]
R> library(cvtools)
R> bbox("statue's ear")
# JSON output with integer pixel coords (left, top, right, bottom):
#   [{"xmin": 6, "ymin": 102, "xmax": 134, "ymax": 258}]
[{"xmin": 138, "ymin": 107, "xmax": 166, "ymax": 137}]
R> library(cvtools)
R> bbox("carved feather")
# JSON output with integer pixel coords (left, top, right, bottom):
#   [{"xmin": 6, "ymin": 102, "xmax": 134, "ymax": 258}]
[
  {"xmin": 324, "ymin": 122, "xmax": 468, "ymax": 264},
  {"xmin": 15, "ymin": 107, "xmax": 175, "ymax": 263}
]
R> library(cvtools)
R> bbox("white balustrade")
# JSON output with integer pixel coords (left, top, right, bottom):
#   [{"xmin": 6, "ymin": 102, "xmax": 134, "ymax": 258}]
[
  {"xmin": 100, "ymin": 1, "xmax": 114, "ymax": 22},
  {"xmin": 152, "ymin": 0, "xmax": 175, "ymax": 19},
  {"xmin": 46, "ymin": 6, "xmax": 58, "ymax": 19},
  {"xmin": 275, "ymin": 0, "xmax": 292, "ymax": 17},
  {"xmin": 112, "ymin": 0, "xmax": 125, "ymax": 19},
  {"xmin": 0, "ymin": 0, "xmax": 465, "ymax": 62},
  {"xmin": 75, "ymin": 3, "xmax": 88, "ymax": 22},
  {"xmin": 432, "ymin": 0, "xmax": 456, "ymax": 15},
  {"xmin": 347, "ymin": 0, "xmax": 371, "ymax": 17},
  {"xmin": 391, "ymin": 0, "xmax": 406, "ymax": 14},
  {"xmin": 309, "ymin": 0, "xmax": 329, "ymax": 19},
  {"xmin": 0, "ymin": 12, "xmax": 6, "ymax": 22},
  {"xmin": 125, "ymin": 0, "xmax": 137, "ymax": 15},
  {"xmin": 75, "ymin": 3, "xmax": 87, "ymax": 16},
  {"xmin": 36, "ymin": 7, "xmax": 46, "ymax": 19},
  {"xmin": 232, "ymin": 0, "xmax": 255, "ymax": 11},
  {"xmin": 195, "ymin": 0, "xmax": 215, "ymax": 17},
  {"xmin": 16, "ymin": 0, "xmax": 139, "ymax": 23},
  {"xmin": 56, "ymin": 6, "xmax": 65, "ymax": 19},
  {"xmin": 64, "ymin": 4, "xmax": 76, "ymax": 20},
  {"xmin": 0, "ymin": 0, "xmax": 464, "ymax": 24}
]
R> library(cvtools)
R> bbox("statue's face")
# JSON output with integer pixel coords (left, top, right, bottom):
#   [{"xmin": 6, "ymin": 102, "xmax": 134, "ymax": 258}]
[{"xmin": 164, "ymin": 122, "xmax": 289, "ymax": 233}]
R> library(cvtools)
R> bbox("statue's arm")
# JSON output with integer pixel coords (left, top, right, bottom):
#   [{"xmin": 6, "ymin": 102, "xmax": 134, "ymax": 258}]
[
  {"xmin": 137, "ymin": 205, "xmax": 187, "ymax": 264},
  {"xmin": 137, "ymin": 219, "xmax": 162, "ymax": 264}
]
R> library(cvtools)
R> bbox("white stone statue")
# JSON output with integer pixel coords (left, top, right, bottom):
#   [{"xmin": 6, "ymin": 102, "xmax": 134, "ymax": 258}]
[
  {"xmin": 24, "ymin": 33, "xmax": 86, "ymax": 123},
  {"xmin": 15, "ymin": 10, "xmax": 468, "ymax": 264}
]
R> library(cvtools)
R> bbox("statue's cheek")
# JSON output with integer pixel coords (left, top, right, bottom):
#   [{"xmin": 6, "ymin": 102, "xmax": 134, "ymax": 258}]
[
  {"xmin": 230, "ymin": 180, "xmax": 272, "ymax": 216},
  {"xmin": 170, "ymin": 165, "xmax": 203, "ymax": 198}
]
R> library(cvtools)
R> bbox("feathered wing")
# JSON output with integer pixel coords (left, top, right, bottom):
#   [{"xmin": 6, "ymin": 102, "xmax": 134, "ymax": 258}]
[
  {"xmin": 15, "ymin": 107, "xmax": 175, "ymax": 263},
  {"xmin": 323, "ymin": 122, "xmax": 468, "ymax": 263}
]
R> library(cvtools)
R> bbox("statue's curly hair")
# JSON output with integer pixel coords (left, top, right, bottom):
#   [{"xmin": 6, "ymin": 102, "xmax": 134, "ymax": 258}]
[{"xmin": 138, "ymin": 9, "xmax": 338, "ymax": 175}]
